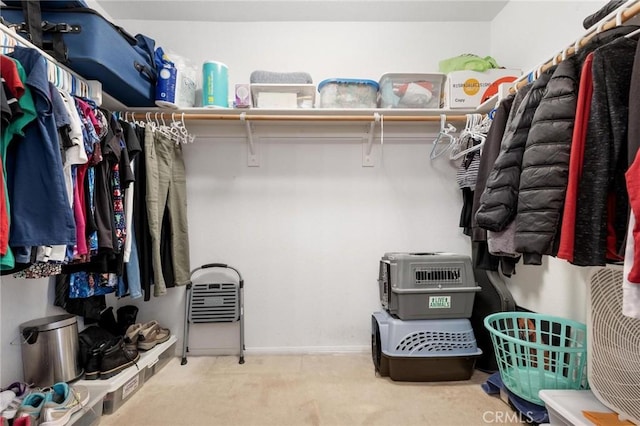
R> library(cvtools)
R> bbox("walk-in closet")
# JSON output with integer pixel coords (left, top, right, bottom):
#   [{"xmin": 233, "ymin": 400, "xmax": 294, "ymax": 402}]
[{"xmin": 1, "ymin": 0, "xmax": 640, "ymax": 425}]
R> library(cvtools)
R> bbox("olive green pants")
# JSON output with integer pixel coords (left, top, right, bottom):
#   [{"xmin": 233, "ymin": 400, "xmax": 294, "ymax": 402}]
[{"xmin": 145, "ymin": 126, "xmax": 191, "ymax": 296}]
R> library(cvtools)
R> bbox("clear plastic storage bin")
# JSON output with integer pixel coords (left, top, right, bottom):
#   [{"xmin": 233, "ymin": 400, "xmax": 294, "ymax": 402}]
[
  {"xmin": 378, "ymin": 73, "xmax": 445, "ymax": 108},
  {"xmin": 318, "ymin": 78, "xmax": 379, "ymax": 108}
]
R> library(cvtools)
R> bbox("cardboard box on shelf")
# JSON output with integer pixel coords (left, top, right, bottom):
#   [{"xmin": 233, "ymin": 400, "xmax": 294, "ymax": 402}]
[{"xmin": 444, "ymin": 69, "xmax": 520, "ymax": 109}]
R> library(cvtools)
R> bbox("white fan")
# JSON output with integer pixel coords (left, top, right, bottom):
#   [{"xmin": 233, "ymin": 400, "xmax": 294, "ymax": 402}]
[{"xmin": 588, "ymin": 267, "xmax": 640, "ymax": 425}]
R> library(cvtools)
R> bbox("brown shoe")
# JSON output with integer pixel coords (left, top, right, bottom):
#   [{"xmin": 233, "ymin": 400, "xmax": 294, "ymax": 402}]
[
  {"xmin": 124, "ymin": 324, "xmax": 142, "ymax": 351},
  {"xmin": 137, "ymin": 321, "xmax": 170, "ymax": 351}
]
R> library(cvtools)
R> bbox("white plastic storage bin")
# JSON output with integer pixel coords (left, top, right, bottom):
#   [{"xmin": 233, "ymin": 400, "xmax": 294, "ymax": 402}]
[
  {"xmin": 78, "ymin": 335, "xmax": 177, "ymax": 415},
  {"xmin": 317, "ymin": 78, "xmax": 378, "ymax": 108},
  {"xmin": 538, "ymin": 390, "xmax": 616, "ymax": 426},
  {"xmin": 250, "ymin": 84, "xmax": 315, "ymax": 108},
  {"xmin": 378, "ymin": 73, "xmax": 445, "ymax": 108}
]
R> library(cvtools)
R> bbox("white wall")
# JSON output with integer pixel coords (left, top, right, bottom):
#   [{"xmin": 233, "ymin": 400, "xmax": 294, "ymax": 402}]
[
  {"xmin": 120, "ymin": 20, "xmax": 493, "ymax": 97},
  {"xmin": 491, "ymin": 1, "xmax": 614, "ymax": 76}
]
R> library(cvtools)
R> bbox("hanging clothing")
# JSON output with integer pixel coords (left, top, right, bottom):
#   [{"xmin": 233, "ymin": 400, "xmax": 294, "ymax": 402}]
[
  {"xmin": 557, "ymin": 53, "xmax": 595, "ymax": 263},
  {"xmin": 1, "ymin": 57, "xmax": 35, "ymax": 271},
  {"xmin": 144, "ymin": 126, "xmax": 191, "ymax": 297},
  {"xmin": 478, "ymin": 69, "xmax": 554, "ymax": 262},
  {"xmin": 572, "ymin": 37, "xmax": 637, "ymax": 266},
  {"xmin": 132, "ymin": 123, "xmax": 154, "ymax": 301},
  {"xmin": 514, "ymin": 59, "xmax": 579, "ymax": 265},
  {"xmin": 471, "ymin": 90, "xmax": 523, "ymax": 275},
  {"xmin": 623, "ymin": 214, "xmax": 640, "ymax": 319},
  {"xmin": 476, "ymin": 70, "xmax": 554, "ymax": 233},
  {"xmin": 624, "ymin": 37, "xmax": 640, "ymax": 283},
  {"xmin": 6, "ymin": 47, "xmax": 76, "ymax": 249}
]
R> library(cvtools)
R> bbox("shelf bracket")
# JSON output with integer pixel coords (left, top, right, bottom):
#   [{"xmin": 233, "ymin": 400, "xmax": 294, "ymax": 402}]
[
  {"xmin": 363, "ymin": 113, "xmax": 380, "ymax": 167},
  {"xmin": 241, "ymin": 112, "xmax": 259, "ymax": 167}
]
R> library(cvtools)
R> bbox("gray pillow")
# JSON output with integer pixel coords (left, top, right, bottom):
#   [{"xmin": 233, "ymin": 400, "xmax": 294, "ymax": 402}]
[{"xmin": 250, "ymin": 70, "xmax": 313, "ymax": 84}]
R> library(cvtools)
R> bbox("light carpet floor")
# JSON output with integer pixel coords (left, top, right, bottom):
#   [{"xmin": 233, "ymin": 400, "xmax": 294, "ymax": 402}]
[{"xmin": 98, "ymin": 354, "xmax": 524, "ymax": 426}]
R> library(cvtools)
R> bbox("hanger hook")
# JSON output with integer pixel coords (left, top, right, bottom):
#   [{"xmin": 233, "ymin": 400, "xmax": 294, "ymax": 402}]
[
  {"xmin": 561, "ymin": 46, "xmax": 568, "ymax": 61},
  {"xmin": 615, "ymin": 1, "xmax": 634, "ymax": 26},
  {"xmin": 552, "ymin": 51, "xmax": 559, "ymax": 66},
  {"xmin": 574, "ymin": 37, "xmax": 581, "ymax": 54}
]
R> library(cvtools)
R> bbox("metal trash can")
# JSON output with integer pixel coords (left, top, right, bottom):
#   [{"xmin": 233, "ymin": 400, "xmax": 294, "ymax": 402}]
[{"xmin": 19, "ymin": 314, "xmax": 83, "ymax": 387}]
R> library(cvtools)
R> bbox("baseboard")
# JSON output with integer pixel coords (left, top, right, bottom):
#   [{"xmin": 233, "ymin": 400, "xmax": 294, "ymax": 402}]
[{"xmin": 183, "ymin": 345, "xmax": 369, "ymax": 356}]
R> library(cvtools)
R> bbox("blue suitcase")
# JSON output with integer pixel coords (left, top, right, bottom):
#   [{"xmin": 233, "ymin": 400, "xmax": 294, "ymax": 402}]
[{"xmin": 1, "ymin": 2, "xmax": 157, "ymax": 107}]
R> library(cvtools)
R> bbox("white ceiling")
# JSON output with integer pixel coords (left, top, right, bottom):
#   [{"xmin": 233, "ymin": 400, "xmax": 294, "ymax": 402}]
[{"xmin": 93, "ymin": 0, "xmax": 509, "ymax": 22}]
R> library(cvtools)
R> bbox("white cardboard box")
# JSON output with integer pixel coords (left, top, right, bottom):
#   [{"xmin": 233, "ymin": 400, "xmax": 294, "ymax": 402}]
[{"xmin": 444, "ymin": 68, "xmax": 520, "ymax": 109}]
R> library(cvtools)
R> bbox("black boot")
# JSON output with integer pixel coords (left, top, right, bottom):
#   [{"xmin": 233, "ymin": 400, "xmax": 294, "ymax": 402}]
[
  {"xmin": 117, "ymin": 305, "xmax": 139, "ymax": 336},
  {"xmin": 100, "ymin": 337, "xmax": 140, "ymax": 380},
  {"xmin": 84, "ymin": 340, "xmax": 108, "ymax": 380},
  {"xmin": 98, "ymin": 307, "xmax": 120, "ymax": 336}
]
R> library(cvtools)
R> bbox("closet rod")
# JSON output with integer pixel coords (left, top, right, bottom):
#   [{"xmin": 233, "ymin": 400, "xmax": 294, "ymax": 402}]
[
  {"xmin": 512, "ymin": 0, "xmax": 640, "ymax": 91},
  {"xmin": 130, "ymin": 112, "xmax": 470, "ymax": 123}
]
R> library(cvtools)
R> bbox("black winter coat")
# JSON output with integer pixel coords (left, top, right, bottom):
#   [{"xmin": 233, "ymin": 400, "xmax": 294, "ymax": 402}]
[
  {"xmin": 475, "ymin": 70, "xmax": 554, "ymax": 233},
  {"xmin": 515, "ymin": 59, "xmax": 579, "ymax": 265}
]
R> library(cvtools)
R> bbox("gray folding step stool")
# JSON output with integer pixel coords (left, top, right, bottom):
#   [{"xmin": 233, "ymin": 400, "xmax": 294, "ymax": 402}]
[{"xmin": 181, "ymin": 263, "xmax": 245, "ymax": 365}]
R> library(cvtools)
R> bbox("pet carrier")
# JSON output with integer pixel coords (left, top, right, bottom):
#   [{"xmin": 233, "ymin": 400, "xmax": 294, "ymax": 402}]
[
  {"xmin": 378, "ymin": 252, "xmax": 480, "ymax": 320},
  {"xmin": 181, "ymin": 263, "xmax": 245, "ymax": 365},
  {"xmin": 371, "ymin": 310, "xmax": 482, "ymax": 381}
]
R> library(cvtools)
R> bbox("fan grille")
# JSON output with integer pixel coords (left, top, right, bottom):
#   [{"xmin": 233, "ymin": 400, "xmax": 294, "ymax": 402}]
[{"xmin": 589, "ymin": 268, "xmax": 640, "ymax": 424}]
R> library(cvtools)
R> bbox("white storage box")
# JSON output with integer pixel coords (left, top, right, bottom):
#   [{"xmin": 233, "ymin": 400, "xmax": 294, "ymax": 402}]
[
  {"xmin": 143, "ymin": 339, "xmax": 177, "ymax": 382},
  {"xmin": 250, "ymin": 84, "xmax": 315, "ymax": 108},
  {"xmin": 317, "ymin": 78, "xmax": 378, "ymax": 108},
  {"xmin": 378, "ymin": 73, "xmax": 445, "ymax": 108},
  {"xmin": 444, "ymin": 68, "xmax": 520, "ymax": 109},
  {"xmin": 538, "ymin": 390, "xmax": 616, "ymax": 426}
]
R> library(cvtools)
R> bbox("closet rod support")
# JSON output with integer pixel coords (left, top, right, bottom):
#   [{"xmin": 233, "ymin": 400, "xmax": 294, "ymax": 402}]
[
  {"xmin": 241, "ymin": 112, "xmax": 259, "ymax": 167},
  {"xmin": 363, "ymin": 113, "xmax": 380, "ymax": 167}
]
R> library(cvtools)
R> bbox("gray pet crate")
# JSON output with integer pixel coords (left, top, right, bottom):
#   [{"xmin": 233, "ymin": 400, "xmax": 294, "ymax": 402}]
[
  {"xmin": 371, "ymin": 310, "xmax": 482, "ymax": 381},
  {"xmin": 379, "ymin": 252, "xmax": 480, "ymax": 320}
]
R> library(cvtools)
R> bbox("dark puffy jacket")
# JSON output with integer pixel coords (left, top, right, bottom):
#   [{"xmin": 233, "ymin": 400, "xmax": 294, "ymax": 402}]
[
  {"xmin": 475, "ymin": 69, "xmax": 554, "ymax": 232},
  {"xmin": 514, "ymin": 59, "xmax": 578, "ymax": 265}
]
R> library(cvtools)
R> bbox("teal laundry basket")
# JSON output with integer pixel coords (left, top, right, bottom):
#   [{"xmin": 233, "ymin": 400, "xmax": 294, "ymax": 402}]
[{"xmin": 484, "ymin": 312, "xmax": 588, "ymax": 405}]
